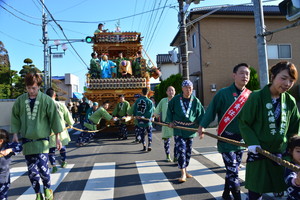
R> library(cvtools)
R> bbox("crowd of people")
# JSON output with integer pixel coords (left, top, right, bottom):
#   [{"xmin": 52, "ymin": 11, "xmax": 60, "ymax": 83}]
[{"xmin": 1, "ymin": 60, "xmax": 300, "ymax": 200}]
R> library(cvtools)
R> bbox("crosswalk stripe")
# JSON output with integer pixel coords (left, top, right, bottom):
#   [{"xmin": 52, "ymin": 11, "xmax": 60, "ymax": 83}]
[
  {"xmin": 188, "ymin": 158, "xmax": 248, "ymax": 200},
  {"xmin": 10, "ymin": 167, "xmax": 27, "ymax": 183},
  {"xmin": 80, "ymin": 162, "xmax": 115, "ymax": 200},
  {"xmin": 10, "ymin": 147, "xmax": 285, "ymax": 199},
  {"xmin": 17, "ymin": 164, "xmax": 74, "ymax": 200},
  {"xmin": 136, "ymin": 160, "xmax": 181, "ymax": 200}
]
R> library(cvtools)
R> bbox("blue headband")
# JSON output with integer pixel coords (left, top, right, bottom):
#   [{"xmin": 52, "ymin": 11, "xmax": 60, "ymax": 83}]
[{"xmin": 182, "ymin": 80, "xmax": 193, "ymax": 87}]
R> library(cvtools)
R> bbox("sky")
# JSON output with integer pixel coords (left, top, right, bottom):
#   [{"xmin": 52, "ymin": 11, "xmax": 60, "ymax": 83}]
[{"xmin": 0, "ymin": 0, "xmax": 282, "ymax": 92}]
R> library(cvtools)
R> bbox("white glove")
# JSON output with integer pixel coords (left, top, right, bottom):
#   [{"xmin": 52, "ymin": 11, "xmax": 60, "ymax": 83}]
[{"xmin": 248, "ymin": 145, "xmax": 261, "ymax": 154}]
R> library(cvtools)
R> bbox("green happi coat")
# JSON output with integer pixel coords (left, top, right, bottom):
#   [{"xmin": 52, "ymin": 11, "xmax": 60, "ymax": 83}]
[
  {"xmin": 154, "ymin": 97, "xmax": 174, "ymax": 139},
  {"xmin": 84, "ymin": 106, "xmax": 113, "ymax": 131},
  {"xmin": 112, "ymin": 101, "xmax": 130, "ymax": 117},
  {"xmin": 166, "ymin": 94, "xmax": 205, "ymax": 138},
  {"xmin": 238, "ymin": 84, "xmax": 300, "ymax": 193},
  {"xmin": 49, "ymin": 101, "xmax": 74, "ymax": 148},
  {"xmin": 133, "ymin": 96, "xmax": 154, "ymax": 127},
  {"xmin": 11, "ymin": 91, "xmax": 64, "ymax": 155},
  {"xmin": 200, "ymin": 83, "xmax": 246, "ymax": 153}
]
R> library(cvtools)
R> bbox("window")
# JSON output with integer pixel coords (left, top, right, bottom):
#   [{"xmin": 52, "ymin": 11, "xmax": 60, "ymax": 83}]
[
  {"xmin": 267, "ymin": 44, "xmax": 291, "ymax": 59},
  {"xmin": 192, "ymin": 33, "xmax": 197, "ymax": 48},
  {"xmin": 73, "ymin": 85, "xmax": 78, "ymax": 92}
]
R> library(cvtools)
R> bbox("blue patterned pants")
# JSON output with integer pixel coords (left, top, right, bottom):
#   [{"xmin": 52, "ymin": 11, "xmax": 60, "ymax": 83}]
[
  {"xmin": 134, "ymin": 125, "xmax": 141, "ymax": 141},
  {"xmin": 175, "ymin": 136, "xmax": 193, "ymax": 169},
  {"xmin": 49, "ymin": 146, "xmax": 67, "ymax": 166},
  {"xmin": 139, "ymin": 126, "xmax": 152, "ymax": 147},
  {"xmin": 77, "ymin": 127, "xmax": 95, "ymax": 144},
  {"xmin": 25, "ymin": 154, "xmax": 51, "ymax": 193},
  {"xmin": 221, "ymin": 151, "xmax": 243, "ymax": 190},
  {"xmin": 0, "ymin": 179, "xmax": 10, "ymax": 200},
  {"xmin": 163, "ymin": 138, "xmax": 177, "ymax": 158},
  {"xmin": 119, "ymin": 124, "xmax": 128, "ymax": 138}
]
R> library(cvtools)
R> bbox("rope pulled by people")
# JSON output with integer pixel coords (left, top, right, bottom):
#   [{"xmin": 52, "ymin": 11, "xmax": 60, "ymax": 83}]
[{"xmin": 139, "ymin": 117, "xmax": 300, "ymax": 173}]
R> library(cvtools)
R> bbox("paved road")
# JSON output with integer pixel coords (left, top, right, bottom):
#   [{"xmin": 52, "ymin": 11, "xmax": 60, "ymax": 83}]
[{"xmin": 8, "ymin": 125, "xmax": 285, "ymax": 200}]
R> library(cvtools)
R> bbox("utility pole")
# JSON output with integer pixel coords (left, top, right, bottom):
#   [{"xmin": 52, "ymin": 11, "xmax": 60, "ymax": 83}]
[
  {"xmin": 253, "ymin": 0, "xmax": 269, "ymax": 88},
  {"xmin": 178, "ymin": 0, "xmax": 189, "ymax": 80},
  {"xmin": 42, "ymin": 0, "xmax": 49, "ymax": 91}
]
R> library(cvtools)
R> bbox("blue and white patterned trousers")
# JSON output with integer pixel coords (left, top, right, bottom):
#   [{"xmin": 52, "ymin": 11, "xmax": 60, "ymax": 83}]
[
  {"xmin": 119, "ymin": 124, "xmax": 128, "ymax": 138},
  {"xmin": 0, "ymin": 179, "xmax": 10, "ymax": 200},
  {"xmin": 139, "ymin": 126, "xmax": 152, "ymax": 147},
  {"xmin": 25, "ymin": 153, "xmax": 51, "ymax": 193},
  {"xmin": 49, "ymin": 146, "xmax": 67, "ymax": 166},
  {"xmin": 163, "ymin": 138, "xmax": 177, "ymax": 158},
  {"xmin": 77, "ymin": 127, "xmax": 95, "ymax": 144},
  {"xmin": 134, "ymin": 125, "xmax": 141, "ymax": 141},
  {"xmin": 175, "ymin": 136, "xmax": 193, "ymax": 169},
  {"xmin": 221, "ymin": 151, "xmax": 243, "ymax": 189}
]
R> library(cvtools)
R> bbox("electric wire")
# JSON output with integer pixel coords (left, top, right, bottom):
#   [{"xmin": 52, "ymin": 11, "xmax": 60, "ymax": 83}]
[
  {"xmin": 143, "ymin": 0, "xmax": 158, "ymax": 48},
  {"xmin": 144, "ymin": 0, "xmax": 163, "ymax": 48},
  {"xmin": 0, "ymin": 5, "xmax": 41, "ymax": 26},
  {"xmin": 138, "ymin": 1, "xmax": 147, "ymax": 30},
  {"xmin": 145, "ymin": 0, "xmax": 169, "ymax": 52},
  {"xmin": 39, "ymin": 0, "xmax": 89, "ymax": 70},
  {"xmin": 31, "ymin": 0, "xmax": 43, "ymax": 14},
  {"xmin": 0, "ymin": 30, "xmax": 43, "ymax": 47},
  {"xmin": 131, "ymin": 0, "xmax": 138, "ymax": 30},
  {"xmin": 52, "ymin": 3, "xmax": 177, "ymax": 24},
  {"xmin": 53, "ymin": 0, "xmax": 90, "ymax": 15},
  {"xmin": 0, "ymin": 0, "xmax": 41, "ymax": 20}
]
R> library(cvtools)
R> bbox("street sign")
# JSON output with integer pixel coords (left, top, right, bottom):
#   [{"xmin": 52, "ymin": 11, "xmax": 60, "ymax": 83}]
[{"xmin": 52, "ymin": 53, "xmax": 63, "ymax": 58}]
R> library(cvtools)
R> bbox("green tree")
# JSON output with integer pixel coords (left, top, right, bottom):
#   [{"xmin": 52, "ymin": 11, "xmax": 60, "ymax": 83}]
[
  {"xmin": 0, "ymin": 41, "xmax": 12, "ymax": 98},
  {"xmin": 19, "ymin": 58, "xmax": 42, "ymax": 77},
  {"xmin": 52, "ymin": 79, "xmax": 68, "ymax": 101},
  {"xmin": 246, "ymin": 66, "xmax": 260, "ymax": 91},
  {"xmin": 154, "ymin": 74, "xmax": 183, "ymax": 103}
]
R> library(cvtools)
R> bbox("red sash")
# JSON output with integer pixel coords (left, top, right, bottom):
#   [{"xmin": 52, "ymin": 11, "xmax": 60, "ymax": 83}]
[{"xmin": 217, "ymin": 88, "xmax": 252, "ymax": 136}]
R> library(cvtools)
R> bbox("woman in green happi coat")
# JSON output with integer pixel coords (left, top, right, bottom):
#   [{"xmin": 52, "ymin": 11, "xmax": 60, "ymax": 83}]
[{"xmin": 238, "ymin": 61, "xmax": 300, "ymax": 199}]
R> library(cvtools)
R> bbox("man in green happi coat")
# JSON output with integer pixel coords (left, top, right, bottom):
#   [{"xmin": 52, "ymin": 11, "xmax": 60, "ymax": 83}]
[
  {"xmin": 166, "ymin": 80, "xmax": 205, "ymax": 183},
  {"xmin": 239, "ymin": 61, "xmax": 300, "ymax": 199},
  {"xmin": 11, "ymin": 73, "xmax": 64, "ymax": 200},
  {"xmin": 154, "ymin": 86, "xmax": 176, "ymax": 162},
  {"xmin": 46, "ymin": 88, "xmax": 74, "ymax": 173},
  {"xmin": 199, "ymin": 63, "xmax": 251, "ymax": 200},
  {"xmin": 113, "ymin": 94, "xmax": 131, "ymax": 140}
]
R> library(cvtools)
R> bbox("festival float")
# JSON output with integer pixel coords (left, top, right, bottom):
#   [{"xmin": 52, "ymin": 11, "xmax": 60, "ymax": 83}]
[{"xmin": 84, "ymin": 30, "xmax": 161, "ymax": 128}]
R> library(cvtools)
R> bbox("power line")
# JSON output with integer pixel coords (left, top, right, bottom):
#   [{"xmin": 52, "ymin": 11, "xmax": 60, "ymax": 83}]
[
  {"xmin": 39, "ymin": 0, "xmax": 89, "ymax": 70},
  {"xmin": 53, "ymin": 0, "xmax": 91, "ymax": 15},
  {"xmin": 0, "ymin": 0, "xmax": 41, "ymax": 20},
  {"xmin": 31, "ymin": 0, "xmax": 43, "ymax": 14},
  {"xmin": 0, "ymin": 30, "xmax": 43, "ymax": 47},
  {"xmin": 131, "ymin": 0, "xmax": 138, "ymax": 30},
  {"xmin": 143, "ymin": 0, "xmax": 158, "ymax": 47},
  {"xmin": 0, "ymin": 5, "xmax": 41, "ymax": 26},
  {"xmin": 52, "ymin": 3, "xmax": 177, "ymax": 24},
  {"xmin": 138, "ymin": 1, "xmax": 147, "ymax": 30},
  {"xmin": 145, "ymin": 0, "xmax": 169, "ymax": 52}
]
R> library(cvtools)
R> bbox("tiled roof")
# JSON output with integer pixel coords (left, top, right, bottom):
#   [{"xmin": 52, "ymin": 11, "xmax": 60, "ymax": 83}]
[
  {"xmin": 190, "ymin": 5, "xmax": 281, "ymax": 16},
  {"xmin": 52, "ymin": 76, "xmax": 65, "ymax": 80},
  {"xmin": 157, "ymin": 54, "xmax": 172, "ymax": 64}
]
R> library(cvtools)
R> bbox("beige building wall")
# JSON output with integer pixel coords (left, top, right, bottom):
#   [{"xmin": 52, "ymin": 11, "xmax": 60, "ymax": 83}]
[
  {"xmin": 187, "ymin": 15, "xmax": 300, "ymax": 106},
  {"xmin": 160, "ymin": 63, "xmax": 180, "ymax": 81},
  {"xmin": 0, "ymin": 100, "xmax": 14, "ymax": 128}
]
